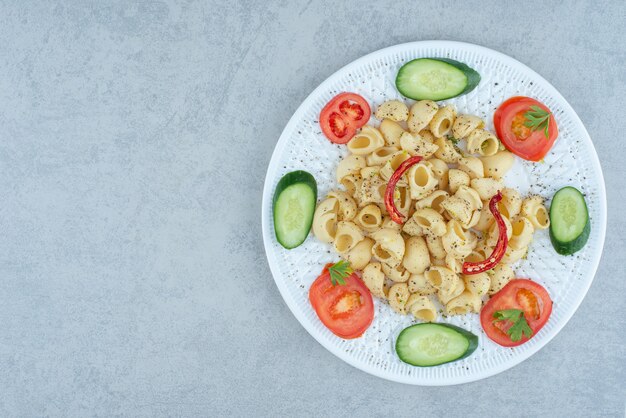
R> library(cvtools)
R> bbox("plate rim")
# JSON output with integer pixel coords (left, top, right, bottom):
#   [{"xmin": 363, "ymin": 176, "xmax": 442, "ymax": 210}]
[{"xmin": 261, "ymin": 40, "xmax": 607, "ymax": 385}]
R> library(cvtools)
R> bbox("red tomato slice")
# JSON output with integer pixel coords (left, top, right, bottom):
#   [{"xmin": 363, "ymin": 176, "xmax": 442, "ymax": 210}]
[
  {"xmin": 309, "ymin": 264, "xmax": 374, "ymax": 339},
  {"xmin": 480, "ymin": 279, "xmax": 552, "ymax": 347},
  {"xmin": 319, "ymin": 93, "xmax": 371, "ymax": 144},
  {"xmin": 494, "ymin": 96, "xmax": 558, "ymax": 161}
]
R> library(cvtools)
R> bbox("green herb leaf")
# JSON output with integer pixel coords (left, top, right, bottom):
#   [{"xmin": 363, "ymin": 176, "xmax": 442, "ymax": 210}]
[
  {"xmin": 328, "ymin": 260, "xmax": 353, "ymax": 286},
  {"xmin": 447, "ymin": 136, "xmax": 466, "ymax": 157},
  {"xmin": 447, "ymin": 135, "xmax": 460, "ymax": 145},
  {"xmin": 523, "ymin": 105, "xmax": 551, "ymax": 139},
  {"xmin": 493, "ymin": 309, "xmax": 533, "ymax": 342}
]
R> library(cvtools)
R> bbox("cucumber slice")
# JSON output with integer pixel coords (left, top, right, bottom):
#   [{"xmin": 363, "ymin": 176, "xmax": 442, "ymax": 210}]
[
  {"xmin": 272, "ymin": 171, "xmax": 317, "ymax": 249},
  {"xmin": 395, "ymin": 323, "xmax": 478, "ymax": 367},
  {"xmin": 549, "ymin": 186, "xmax": 590, "ymax": 255},
  {"xmin": 396, "ymin": 58, "xmax": 480, "ymax": 101}
]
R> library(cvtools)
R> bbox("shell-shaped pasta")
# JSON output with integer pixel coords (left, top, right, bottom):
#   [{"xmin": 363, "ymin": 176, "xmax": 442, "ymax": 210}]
[
  {"xmin": 460, "ymin": 210, "xmax": 482, "ymax": 230},
  {"xmin": 401, "ymin": 215, "xmax": 423, "ymax": 237},
  {"xmin": 448, "ymin": 169, "xmax": 470, "ymax": 194},
  {"xmin": 446, "ymin": 290, "xmax": 482, "ymax": 315},
  {"xmin": 336, "ymin": 154, "xmax": 366, "ymax": 183},
  {"xmin": 458, "ymin": 156, "xmax": 485, "ymax": 179},
  {"xmin": 464, "ymin": 251, "xmax": 484, "ymax": 265},
  {"xmin": 366, "ymin": 147, "xmax": 400, "ymax": 166},
  {"xmin": 426, "ymin": 157, "xmax": 448, "ymax": 176},
  {"xmin": 466, "ymin": 129, "xmax": 499, "ymax": 157},
  {"xmin": 405, "ymin": 294, "xmax": 437, "ymax": 322},
  {"xmin": 463, "ymin": 273, "xmax": 491, "ymax": 297},
  {"xmin": 408, "ymin": 100, "xmax": 439, "ymax": 133},
  {"xmin": 360, "ymin": 166, "xmax": 381, "ymax": 179},
  {"xmin": 488, "ymin": 263, "xmax": 514, "ymax": 295},
  {"xmin": 379, "ymin": 151, "xmax": 411, "ymax": 182},
  {"xmin": 438, "ymin": 275, "xmax": 465, "ymax": 305},
  {"xmin": 434, "ymin": 136, "xmax": 462, "ymax": 163},
  {"xmin": 473, "ymin": 201, "xmax": 494, "ymax": 232},
  {"xmin": 403, "ymin": 236, "xmax": 430, "ymax": 274},
  {"xmin": 419, "ymin": 130, "xmax": 436, "ymax": 143},
  {"xmin": 441, "ymin": 196, "xmax": 472, "ymax": 225},
  {"xmin": 416, "ymin": 190, "xmax": 449, "ymax": 214},
  {"xmin": 452, "ymin": 114, "xmax": 484, "ymax": 139},
  {"xmin": 412, "ymin": 208, "xmax": 446, "ymax": 237},
  {"xmin": 431, "ymin": 257, "xmax": 446, "ymax": 267},
  {"xmin": 429, "ymin": 105, "xmax": 456, "ymax": 138},
  {"xmin": 474, "ymin": 239, "xmax": 494, "ymax": 259},
  {"xmin": 340, "ymin": 174, "xmax": 362, "ymax": 200},
  {"xmin": 502, "ymin": 245, "xmax": 527, "ymax": 264},
  {"xmin": 355, "ymin": 204, "xmax": 382, "ymax": 232},
  {"xmin": 399, "ymin": 132, "xmax": 439, "ymax": 158},
  {"xmin": 487, "ymin": 215, "xmax": 513, "ymax": 247},
  {"xmin": 358, "ymin": 175, "xmax": 386, "ymax": 206},
  {"xmin": 371, "ymin": 228, "xmax": 405, "ymax": 267},
  {"xmin": 392, "ymin": 185, "xmax": 412, "ymax": 218},
  {"xmin": 408, "ymin": 273, "xmax": 437, "ymax": 295},
  {"xmin": 521, "ymin": 195, "xmax": 550, "ymax": 230},
  {"xmin": 312, "ymin": 211, "xmax": 338, "ymax": 243},
  {"xmin": 467, "ymin": 228, "xmax": 479, "ymax": 248},
  {"xmin": 408, "ymin": 162, "xmax": 438, "ymax": 200},
  {"xmin": 315, "ymin": 196, "xmax": 338, "ymax": 216},
  {"xmin": 470, "ymin": 178, "xmax": 503, "ymax": 201},
  {"xmin": 445, "ymin": 253, "xmax": 463, "ymax": 274},
  {"xmin": 424, "ymin": 266, "xmax": 460, "ymax": 295},
  {"xmin": 347, "ymin": 126, "xmax": 385, "ymax": 155},
  {"xmin": 344, "ymin": 237, "xmax": 374, "ymax": 270},
  {"xmin": 425, "ymin": 234, "xmax": 446, "ymax": 260},
  {"xmin": 442, "ymin": 220, "xmax": 474, "ymax": 258},
  {"xmin": 362, "ymin": 262, "xmax": 386, "ymax": 298},
  {"xmin": 510, "ymin": 216, "xmax": 535, "ymax": 250},
  {"xmin": 379, "ymin": 118, "xmax": 406, "ymax": 147},
  {"xmin": 427, "ymin": 157, "xmax": 449, "ymax": 189},
  {"xmin": 375, "ymin": 100, "xmax": 409, "ymax": 122},
  {"xmin": 380, "ymin": 215, "xmax": 402, "ymax": 231},
  {"xmin": 327, "ymin": 190, "xmax": 357, "ymax": 221},
  {"xmin": 481, "ymin": 151, "xmax": 515, "ymax": 180},
  {"xmin": 499, "ymin": 188, "xmax": 523, "ymax": 219},
  {"xmin": 333, "ymin": 221, "xmax": 364, "ymax": 254},
  {"xmin": 456, "ymin": 185, "xmax": 483, "ymax": 211},
  {"xmin": 382, "ymin": 262, "xmax": 411, "ymax": 283},
  {"xmin": 312, "ymin": 197, "xmax": 338, "ymax": 243},
  {"xmin": 388, "ymin": 283, "xmax": 410, "ymax": 314}
]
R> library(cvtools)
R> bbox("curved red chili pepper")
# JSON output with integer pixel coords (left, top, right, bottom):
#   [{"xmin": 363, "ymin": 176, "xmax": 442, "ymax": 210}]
[
  {"xmin": 384, "ymin": 155, "xmax": 423, "ymax": 224},
  {"xmin": 462, "ymin": 191, "xmax": 508, "ymax": 275}
]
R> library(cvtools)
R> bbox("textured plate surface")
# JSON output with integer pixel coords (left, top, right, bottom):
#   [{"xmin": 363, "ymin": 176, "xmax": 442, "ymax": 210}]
[{"xmin": 261, "ymin": 41, "xmax": 606, "ymax": 385}]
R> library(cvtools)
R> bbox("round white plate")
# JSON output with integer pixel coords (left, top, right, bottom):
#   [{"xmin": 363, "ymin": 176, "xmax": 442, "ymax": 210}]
[{"xmin": 261, "ymin": 41, "xmax": 606, "ymax": 385}]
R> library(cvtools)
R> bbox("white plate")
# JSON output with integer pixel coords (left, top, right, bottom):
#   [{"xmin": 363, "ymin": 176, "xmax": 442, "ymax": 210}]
[{"xmin": 261, "ymin": 41, "xmax": 606, "ymax": 385}]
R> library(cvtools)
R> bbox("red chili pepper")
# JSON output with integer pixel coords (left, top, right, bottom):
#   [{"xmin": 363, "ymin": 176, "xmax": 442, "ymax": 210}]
[
  {"xmin": 384, "ymin": 155, "xmax": 423, "ymax": 224},
  {"xmin": 462, "ymin": 191, "xmax": 508, "ymax": 275}
]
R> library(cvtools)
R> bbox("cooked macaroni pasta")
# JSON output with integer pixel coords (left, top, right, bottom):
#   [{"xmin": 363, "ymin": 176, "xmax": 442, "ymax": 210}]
[{"xmin": 311, "ymin": 99, "xmax": 549, "ymax": 320}]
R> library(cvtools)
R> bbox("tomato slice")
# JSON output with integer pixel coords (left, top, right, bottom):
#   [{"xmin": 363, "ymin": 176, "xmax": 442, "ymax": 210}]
[
  {"xmin": 319, "ymin": 93, "xmax": 371, "ymax": 144},
  {"xmin": 480, "ymin": 279, "xmax": 552, "ymax": 347},
  {"xmin": 309, "ymin": 263, "xmax": 374, "ymax": 339},
  {"xmin": 494, "ymin": 96, "xmax": 558, "ymax": 161}
]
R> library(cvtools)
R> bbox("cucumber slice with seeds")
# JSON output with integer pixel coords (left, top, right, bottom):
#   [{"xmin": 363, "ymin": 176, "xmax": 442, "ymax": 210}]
[
  {"xmin": 396, "ymin": 58, "xmax": 480, "ymax": 101},
  {"xmin": 395, "ymin": 323, "xmax": 478, "ymax": 367},
  {"xmin": 549, "ymin": 186, "xmax": 590, "ymax": 255},
  {"xmin": 273, "ymin": 171, "xmax": 317, "ymax": 249}
]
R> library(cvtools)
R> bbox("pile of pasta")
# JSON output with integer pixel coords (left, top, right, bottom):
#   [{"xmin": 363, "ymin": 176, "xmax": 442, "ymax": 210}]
[{"xmin": 312, "ymin": 99, "xmax": 551, "ymax": 322}]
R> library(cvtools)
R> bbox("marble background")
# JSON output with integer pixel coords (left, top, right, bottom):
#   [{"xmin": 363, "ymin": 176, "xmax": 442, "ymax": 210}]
[{"xmin": 0, "ymin": 1, "xmax": 624, "ymax": 416}]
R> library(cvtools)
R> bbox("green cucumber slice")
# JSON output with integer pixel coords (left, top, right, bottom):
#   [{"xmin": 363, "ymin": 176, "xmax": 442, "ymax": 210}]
[
  {"xmin": 396, "ymin": 58, "xmax": 481, "ymax": 101},
  {"xmin": 395, "ymin": 323, "xmax": 478, "ymax": 367},
  {"xmin": 272, "ymin": 170, "xmax": 317, "ymax": 249},
  {"xmin": 549, "ymin": 186, "xmax": 590, "ymax": 255}
]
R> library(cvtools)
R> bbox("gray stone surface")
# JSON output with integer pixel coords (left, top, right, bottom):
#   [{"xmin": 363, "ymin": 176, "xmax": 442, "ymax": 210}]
[{"xmin": 0, "ymin": 1, "xmax": 624, "ymax": 416}]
